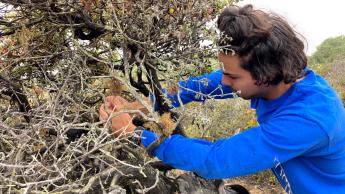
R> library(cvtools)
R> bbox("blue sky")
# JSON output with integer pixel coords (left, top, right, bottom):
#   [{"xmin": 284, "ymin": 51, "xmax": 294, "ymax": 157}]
[{"xmin": 237, "ymin": 0, "xmax": 345, "ymax": 55}]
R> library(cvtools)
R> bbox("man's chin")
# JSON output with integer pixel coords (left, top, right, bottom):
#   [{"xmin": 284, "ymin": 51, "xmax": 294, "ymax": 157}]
[{"xmin": 239, "ymin": 94, "xmax": 253, "ymax": 100}]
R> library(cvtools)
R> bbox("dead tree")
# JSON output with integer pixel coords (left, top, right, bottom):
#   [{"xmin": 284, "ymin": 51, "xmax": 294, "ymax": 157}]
[{"xmin": 0, "ymin": 1, "xmax": 247, "ymax": 193}]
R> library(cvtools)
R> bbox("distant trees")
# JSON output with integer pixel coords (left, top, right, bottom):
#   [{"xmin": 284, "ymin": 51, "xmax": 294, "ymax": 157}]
[
  {"xmin": 308, "ymin": 35, "xmax": 345, "ymax": 103},
  {"xmin": 309, "ymin": 35, "xmax": 345, "ymax": 65}
]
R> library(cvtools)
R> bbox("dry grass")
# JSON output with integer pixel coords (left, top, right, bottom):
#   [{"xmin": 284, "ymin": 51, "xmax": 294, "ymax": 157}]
[{"xmin": 324, "ymin": 58, "xmax": 345, "ymax": 102}]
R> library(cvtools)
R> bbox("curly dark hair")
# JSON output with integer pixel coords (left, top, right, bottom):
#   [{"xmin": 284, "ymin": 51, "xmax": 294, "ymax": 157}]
[{"xmin": 217, "ymin": 4, "xmax": 307, "ymax": 86}]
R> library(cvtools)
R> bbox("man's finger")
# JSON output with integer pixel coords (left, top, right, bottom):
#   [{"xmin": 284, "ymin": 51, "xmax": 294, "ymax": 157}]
[
  {"xmin": 104, "ymin": 101, "xmax": 116, "ymax": 115},
  {"xmin": 114, "ymin": 96, "xmax": 129, "ymax": 104},
  {"xmin": 106, "ymin": 96, "xmax": 128, "ymax": 105},
  {"xmin": 106, "ymin": 96, "xmax": 129, "ymax": 111},
  {"xmin": 99, "ymin": 104, "xmax": 110, "ymax": 121}
]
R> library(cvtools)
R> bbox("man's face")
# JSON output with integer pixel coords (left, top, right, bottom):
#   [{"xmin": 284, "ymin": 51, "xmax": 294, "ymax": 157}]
[{"xmin": 218, "ymin": 52, "xmax": 267, "ymax": 100}]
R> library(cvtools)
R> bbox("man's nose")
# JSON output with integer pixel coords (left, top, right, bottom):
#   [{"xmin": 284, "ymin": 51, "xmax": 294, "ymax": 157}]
[{"xmin": 221, "ymin": 75, "xmax": 232, "ymax": 87}]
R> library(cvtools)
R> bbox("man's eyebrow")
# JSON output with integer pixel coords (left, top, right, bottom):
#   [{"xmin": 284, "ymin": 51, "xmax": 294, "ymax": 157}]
[{"xmin": 222, "ymin": 71, "xmax": 239, "ymax": 77}]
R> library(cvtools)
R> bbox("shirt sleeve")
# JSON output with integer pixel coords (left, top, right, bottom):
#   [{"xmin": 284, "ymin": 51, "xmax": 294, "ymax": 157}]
[
  {"xmin": 141, "ymin": 115, "xmax": 328, "ymax": 179},
  {"xmin": 167, "ymin": 70, "xmax": 233, "ymax": 107}
]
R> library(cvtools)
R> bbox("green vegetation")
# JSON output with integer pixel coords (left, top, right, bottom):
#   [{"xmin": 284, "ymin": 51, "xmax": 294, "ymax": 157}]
[
  {"xmin": 323, "ymin": 59, "xmax": 345, "ymax": 102},
  {"xmin": 309, "ymin": 35, "xmax": 345, "ymax": 65},
  {"xmin": 308, "ymin": 35, "xmax": 345, "ymax": 103}
]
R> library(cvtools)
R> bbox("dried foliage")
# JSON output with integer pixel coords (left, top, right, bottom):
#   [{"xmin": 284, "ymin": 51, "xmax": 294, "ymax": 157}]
[
  {"xmin": 324, "ymin": 58, "xmax": 345, "ymax": 102},
  {"xmin": 0, "ymin": 0, "xmax": 242, "ymax": 193}
]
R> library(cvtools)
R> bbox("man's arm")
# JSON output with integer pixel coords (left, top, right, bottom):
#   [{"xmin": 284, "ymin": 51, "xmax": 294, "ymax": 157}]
[
  {"xmin": 158, "ymin": 70, "xmax": 233, "ymax": 108},
  {"xmin": 141, "ymin": 116, "xmax": 327, "ymax": 179}
]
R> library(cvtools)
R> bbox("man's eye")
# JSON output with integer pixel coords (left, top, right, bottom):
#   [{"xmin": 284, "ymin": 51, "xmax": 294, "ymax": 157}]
[{"xmin": 228, "ymin": 76, "xmax": 238, "ymax": 80}]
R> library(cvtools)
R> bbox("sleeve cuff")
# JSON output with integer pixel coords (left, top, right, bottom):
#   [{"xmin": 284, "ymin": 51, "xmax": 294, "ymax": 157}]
[
  {"xmin": 149, "ymin": 88, "xmax": 180, "ymax": 110},
  {"xmin": 141, "ymin": 130, "xmax": 158, "ymax": 148}
]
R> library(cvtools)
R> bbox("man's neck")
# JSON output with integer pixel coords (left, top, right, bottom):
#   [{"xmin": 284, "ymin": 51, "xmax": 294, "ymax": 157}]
[
  {"xmin": 263, "ymin": 82, "xmax": 293, "ymax": 100},
  {"xmin": 263, "ymin": 76, "xmax": 305, "ymax": 100}
]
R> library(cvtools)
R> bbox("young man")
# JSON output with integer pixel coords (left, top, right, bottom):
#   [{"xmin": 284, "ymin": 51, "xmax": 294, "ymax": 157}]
[{"xmin": 100, "ymin": 4, "xmax": 345, "ymax": 194}]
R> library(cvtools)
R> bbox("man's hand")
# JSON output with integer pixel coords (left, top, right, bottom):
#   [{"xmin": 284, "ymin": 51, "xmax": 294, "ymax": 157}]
[{"xmin": 99, "ymin": 96, "xmax": 137, "ymax": 136}]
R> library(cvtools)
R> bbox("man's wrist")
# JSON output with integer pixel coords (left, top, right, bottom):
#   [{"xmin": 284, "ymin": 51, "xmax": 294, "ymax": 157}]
[
  {"xmin": 127, "ymin": 126, "xmax": 144, "ymax": 146},
  {"xmin": 141, "ymin": 130, "xmax": 158, "ymax": 148},
  {"xmin": 128, "ymin": 127, "xmax": 158, "ymax": 148}
]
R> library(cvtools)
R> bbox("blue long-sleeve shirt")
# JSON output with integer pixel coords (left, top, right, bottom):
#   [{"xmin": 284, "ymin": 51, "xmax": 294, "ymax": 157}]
[
  {"xmin": 163, "ymin": 70, "xmax": 233, "ymax": 107},
  {"xmin": 141, "ymin": 68, "xmax": 345, "ymax": 194}
]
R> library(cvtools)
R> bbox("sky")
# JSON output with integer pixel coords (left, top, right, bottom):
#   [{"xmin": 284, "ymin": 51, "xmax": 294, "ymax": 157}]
[{"xmin": 237, "ymin": 0, "xmax": 345, "ymax": 55}]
